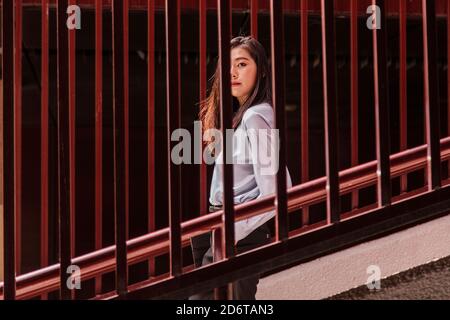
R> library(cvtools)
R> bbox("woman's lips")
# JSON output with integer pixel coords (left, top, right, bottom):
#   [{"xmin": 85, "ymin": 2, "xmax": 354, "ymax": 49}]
[{"xmin": 232, "ymin": 82, "xmax": 241, "ymax": 87}]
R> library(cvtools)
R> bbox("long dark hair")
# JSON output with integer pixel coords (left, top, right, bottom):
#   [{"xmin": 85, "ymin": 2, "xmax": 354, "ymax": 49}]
[{"xmin": 199, "ymin": 36, "xmax": 272, "ymax": 145}]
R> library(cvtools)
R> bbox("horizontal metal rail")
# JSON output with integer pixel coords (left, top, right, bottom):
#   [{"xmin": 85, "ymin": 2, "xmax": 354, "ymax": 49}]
[{"xmin": 2, "ymin": 137, "xmax": 450, "ymax": 299}]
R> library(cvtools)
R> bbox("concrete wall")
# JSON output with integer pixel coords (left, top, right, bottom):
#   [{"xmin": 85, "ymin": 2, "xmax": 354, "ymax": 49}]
[{"xmin": 256, "ymin": 212, "xmax": 450, "ymax": 300}]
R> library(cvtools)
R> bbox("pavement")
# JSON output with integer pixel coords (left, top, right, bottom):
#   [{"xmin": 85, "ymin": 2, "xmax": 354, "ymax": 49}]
[{"xmin": 328, "ymin": 255, "xmax": 450, "ymax": 300}]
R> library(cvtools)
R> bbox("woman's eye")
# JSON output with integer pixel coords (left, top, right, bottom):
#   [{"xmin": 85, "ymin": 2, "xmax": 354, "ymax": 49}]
[{"xmin": 238, "ymin": 63, "xmax": 246, "ymax": 67}]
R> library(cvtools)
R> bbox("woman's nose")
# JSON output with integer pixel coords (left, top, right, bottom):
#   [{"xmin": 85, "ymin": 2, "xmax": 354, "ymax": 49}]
[{"xmin": 230, "ymin": 67, "xmax": 238, "ymax": 78}]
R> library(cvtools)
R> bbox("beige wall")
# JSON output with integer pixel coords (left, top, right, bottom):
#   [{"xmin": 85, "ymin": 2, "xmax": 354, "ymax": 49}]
[
  {"xmin": 257, "ymin": 212, "xmax": 450, "ymax": 299},
  {"xmin": 1, "ymin": 79, "xmax": 3, "ymax": 281}
]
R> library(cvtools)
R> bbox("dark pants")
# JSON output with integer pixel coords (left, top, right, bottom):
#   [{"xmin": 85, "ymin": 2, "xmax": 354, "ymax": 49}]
[{"xmin": 189, "ymin": 208, "xmax": 271, "ymax": 300}]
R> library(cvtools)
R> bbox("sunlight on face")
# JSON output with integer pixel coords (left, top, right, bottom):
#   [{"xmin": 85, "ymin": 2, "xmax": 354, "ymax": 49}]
[{"xmin": 230, "ymin": 47, "xmax": 257, "ymax": 107}]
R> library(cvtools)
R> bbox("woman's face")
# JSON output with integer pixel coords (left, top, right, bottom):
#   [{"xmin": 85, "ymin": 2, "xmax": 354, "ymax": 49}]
[{"xmin": 230, "ymin": 47, "xmax": 257, "ymax": 107}]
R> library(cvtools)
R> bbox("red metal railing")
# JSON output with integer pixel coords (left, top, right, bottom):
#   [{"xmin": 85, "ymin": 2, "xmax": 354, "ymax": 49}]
[
  {"xmin": 1, "ymin": 0, "xmax": 450, "ymax": 300},
  {"xmin": 94, "ymin": 0, "xmax": 103, "ymax": 295},
  {"xmin": 40, "ymin": 0, "xmax": 50, "ymax": 301},
  {"xmin": 14, "ymin": 0, "xmax": 450, "ymax": 16}
]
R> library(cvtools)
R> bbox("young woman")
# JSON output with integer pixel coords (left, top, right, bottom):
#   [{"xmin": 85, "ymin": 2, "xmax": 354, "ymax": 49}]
[{"xmin": 190, "ymin": 36, "xmax": 292, "ymax": 300}]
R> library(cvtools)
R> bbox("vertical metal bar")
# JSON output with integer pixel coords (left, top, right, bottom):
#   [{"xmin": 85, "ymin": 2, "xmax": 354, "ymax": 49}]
[
  {"xmin": 448, "ymin": 0, "xmax": 450, "ymax": 179},
  {"xmin": 112, "ymin": 0, "xmax": 128, "ymax": 297},
  {"xmin": 350, "ymin": 0, "xmax": 359, "ymax": 210},
  {"xmin": 124, "ymin": 0, "xmax": 130, "ymax": 242},
  {"xmin": 373, "ymin": 0, "xmax": 392, "ymax": 206},
  {"xmin": 147, "ymin": 0, "xmax": 156, "ymax": 278},
  {"xmin": 399, "ymin": 0, "xmax": 408, "ymax": 193},
  {"xmin": 14, "ymin": 0, "xmax": 23, "ymax": 277},
  {"xmin": 300, "ymin": 0, "xmax": 310, "ymax": 226},
  {"xmin": 212, "ymin": 229, "xmax": 223, "ymax": 299},
  {"xmin": 217, "ymin": 0, "xmax": 235, "ymax": 263},
  {"xmin": 321, "ymin": 0, "xmax": 340, "ymax": 224},
  {"xmin": 447, "ymin": 0, "xmax": 450, "ymax": 179},
  {"xmin": 57, "ymin": 0, "xmax": 73, "ymax": 300},
  {"xmin": 270, "ymin": 0, "xmax": 289, "ymax": 240},
  {"xmin": 212, "ymin": 227, "xmax": 232, "ymax": 300},
  {"xmin": 251, "ymin": 0, "xmax": 258, "ymax": 39},
  {"xmin": 215, "ymin": 0, "xmax": 234, "ymax": 300},
  {"xmin": 422, "ymin": 0, "xmax": 442, "ymax": 190},
  {"xmin": 40, "ymin": 0, "xmax": 50, "ymax": 300},
  {"xmin": 94, "ymin": 0, "xmax": 103, "ymax": 295},
  {"xmin": 2, "ymin": 0, "xmax": 17, "ymax": 300},
  {"xmin": 199, "ymin": 0, "xmax": 208, "ymax": 216},
  {"xmin": 68, "ymin": 0, "xmax": 76, "ymax": 258},
  {"xmin": 165, "ymin": 0, "xmax": 182, "ymax": 278}
]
